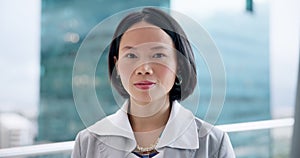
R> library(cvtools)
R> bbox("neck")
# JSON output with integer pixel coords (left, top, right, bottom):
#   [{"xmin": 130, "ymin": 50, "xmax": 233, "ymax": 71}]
[{"xmin": 128, "ymin": 97, "xmax": 171, "ymax": 132}]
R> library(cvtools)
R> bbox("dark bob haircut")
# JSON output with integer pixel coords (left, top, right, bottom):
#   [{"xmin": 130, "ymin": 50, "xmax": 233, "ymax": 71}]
[{"xmin": 108, "ymin": 7, "xmax": 197, "ymax": 102}]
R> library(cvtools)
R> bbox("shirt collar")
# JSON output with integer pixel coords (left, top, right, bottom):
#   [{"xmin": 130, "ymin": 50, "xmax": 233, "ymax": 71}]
[{"xmin": 88, "ymin": 100, "xmax": 199, "ymax": 151}]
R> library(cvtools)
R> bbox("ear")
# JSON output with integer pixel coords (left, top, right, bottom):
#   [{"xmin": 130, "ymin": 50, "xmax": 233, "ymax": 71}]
[
  {"xmin": 114, "ymin": 56, "xmax": 118, "ymax": 64},
  {"xmin": 114, "ymin": 56, "xmax": 119, "ymax": 75}
]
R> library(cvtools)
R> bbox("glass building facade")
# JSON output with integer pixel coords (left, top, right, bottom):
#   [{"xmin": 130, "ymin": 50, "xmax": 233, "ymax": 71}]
[{"xmin": 38, "ymin": 0, "xmax": 169, "ymax": 142}]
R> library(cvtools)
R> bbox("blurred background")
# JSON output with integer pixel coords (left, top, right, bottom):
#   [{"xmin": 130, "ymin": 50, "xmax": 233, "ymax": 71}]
[{"xmin": 0, "ymin": 0, "xmax": 299, "ymax": 157}]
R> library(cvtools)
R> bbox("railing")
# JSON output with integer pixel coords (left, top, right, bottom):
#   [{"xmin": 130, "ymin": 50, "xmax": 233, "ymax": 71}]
[
  {"xmin": 0, "ymin": 118, "xmax": 294, "ymax": 158},
  {"xmin": 0, "ymin": 141, "xmax": 74, "ymax": 158}
]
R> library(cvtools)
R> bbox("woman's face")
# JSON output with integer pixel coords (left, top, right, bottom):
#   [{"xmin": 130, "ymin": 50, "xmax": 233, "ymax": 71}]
[{"xmin": 116, "ymin": 22, "xmax": 177, "ymax": 105}]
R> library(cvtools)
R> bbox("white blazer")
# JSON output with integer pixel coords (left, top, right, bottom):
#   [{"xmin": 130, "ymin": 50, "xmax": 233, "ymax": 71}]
[{"xmin": 72, "ymin": 101, "xmax": 236, "ymax": 158}]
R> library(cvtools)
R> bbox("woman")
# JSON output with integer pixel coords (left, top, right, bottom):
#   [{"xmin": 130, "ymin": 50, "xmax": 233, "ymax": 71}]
[{"xmin": 72, "ymin": 7, "xmax": 235, "ymax": 158}]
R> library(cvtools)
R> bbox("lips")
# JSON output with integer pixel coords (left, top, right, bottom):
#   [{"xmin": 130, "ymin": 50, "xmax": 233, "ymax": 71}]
[{"xmin": 134, "ymin": 81, "xmax": 156, "ymax": 90}]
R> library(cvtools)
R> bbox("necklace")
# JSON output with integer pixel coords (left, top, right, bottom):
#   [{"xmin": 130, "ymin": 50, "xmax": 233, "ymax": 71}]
[{"xmin": 136, "ymin": 138, "xmax": 160, "ymax": 153}]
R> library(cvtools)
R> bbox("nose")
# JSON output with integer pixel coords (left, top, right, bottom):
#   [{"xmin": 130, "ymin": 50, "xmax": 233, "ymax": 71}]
[{"xmin": 135, "ymin": 64, "xmax": 153, "ymax": 75}]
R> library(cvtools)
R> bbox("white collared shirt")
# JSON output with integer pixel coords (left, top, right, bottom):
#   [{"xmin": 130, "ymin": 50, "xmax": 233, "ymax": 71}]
[{"xmin": 72, "ymin": 101, "xmax": 236, "ymax": 158}]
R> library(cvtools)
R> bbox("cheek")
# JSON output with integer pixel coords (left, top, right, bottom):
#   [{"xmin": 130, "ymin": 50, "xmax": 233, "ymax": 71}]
[
  {"xmin": 160, "ymin": 66, "xmax": 175, "ymax": 75},
  {"xmin": 156, "ymin": 65, "xmax": 177, "ymax": 83},
  {"xmin": 118, "ymin": 63, "xmax": 134, "ymax": 84}
]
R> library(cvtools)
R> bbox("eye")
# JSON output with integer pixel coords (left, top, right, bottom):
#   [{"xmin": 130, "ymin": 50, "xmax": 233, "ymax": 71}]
[
  {"xmin": 125, "ymin": 53, "xmax": 137, "ymax": 58},
  {"xmin": 152, "ymin": 53, "xmax": 166, "ymax": 58}
]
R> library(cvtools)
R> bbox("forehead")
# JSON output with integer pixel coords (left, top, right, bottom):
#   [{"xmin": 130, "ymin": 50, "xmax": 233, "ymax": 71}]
[{"xmin": 119, "ymin": 22, "xmax": 174, "ymax": 48}]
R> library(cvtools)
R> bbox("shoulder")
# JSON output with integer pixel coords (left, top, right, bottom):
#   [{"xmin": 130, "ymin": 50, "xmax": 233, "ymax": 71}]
[
  {"xmin": 74, "ymin": 129, "xmax": 103, "ymax": 150},
  {"xmin": 72, "ymin": 129, "xmax": 104, "ymax": 158},
  {"xmin": 76, "ymin": 129, "xmax": 100, "ymax": 143},
  {"xmin": 193, "ymin": 117, "xmax": 236, "ymax": 158},
  {"xmin": 194, "ymin": 117, "xmax": 224, "ymax": 139}
]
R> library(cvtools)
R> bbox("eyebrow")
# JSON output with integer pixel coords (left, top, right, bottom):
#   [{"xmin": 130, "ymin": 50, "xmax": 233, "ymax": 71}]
[
  {"xmin": 121, "ymin": 46, "xmax": 136, "ymax": 51},
  {"xmin": 120, "ymin": 45, "xmax": 170, "ymax": 51},
  {"xmin": 150, "ymin": 45, "xmax": 169, "ymax": 51}
]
